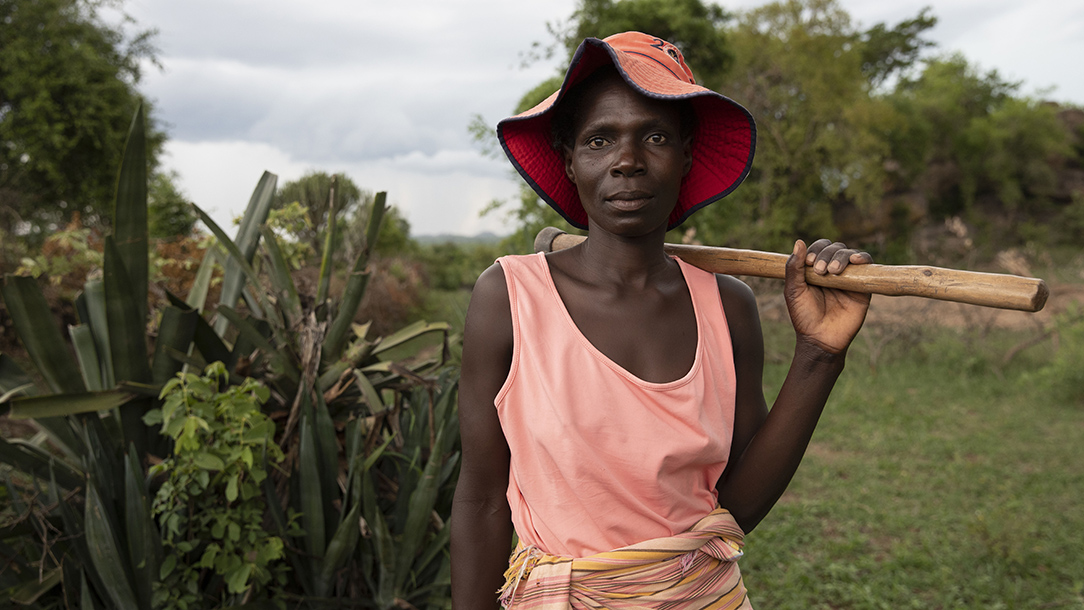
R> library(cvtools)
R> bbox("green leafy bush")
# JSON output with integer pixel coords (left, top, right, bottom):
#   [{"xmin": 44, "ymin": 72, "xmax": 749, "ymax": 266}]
[
  {"xmin": 146, "ymin": 362, "xmax": 295, "ymax": 608},
  {"xmin": 265, "ymin": 200, "xmax": 317, "ymax": 270}
]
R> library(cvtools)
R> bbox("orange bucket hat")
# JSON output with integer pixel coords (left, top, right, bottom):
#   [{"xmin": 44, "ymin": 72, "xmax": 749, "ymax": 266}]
[{"xmin": 497, "ymin": 31, "xmax": 757, "ymax": 231}]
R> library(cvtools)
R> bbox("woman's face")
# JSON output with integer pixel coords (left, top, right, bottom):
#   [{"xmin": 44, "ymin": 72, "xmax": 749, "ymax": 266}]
[{"xmin": 563, "ymin": 73, "xmax": 692, "ymax": 238}]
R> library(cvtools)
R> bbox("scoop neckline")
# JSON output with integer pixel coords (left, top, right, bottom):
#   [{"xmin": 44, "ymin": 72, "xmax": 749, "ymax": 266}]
[{"xmin": 536, "ymin": 251, "xmax": 704, "ymax": 389}]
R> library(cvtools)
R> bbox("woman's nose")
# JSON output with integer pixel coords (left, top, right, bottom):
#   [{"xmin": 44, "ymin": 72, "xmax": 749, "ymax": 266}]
[{"xmin": 610, "ymin": 140, "xmax": 646, "ymax": 177}]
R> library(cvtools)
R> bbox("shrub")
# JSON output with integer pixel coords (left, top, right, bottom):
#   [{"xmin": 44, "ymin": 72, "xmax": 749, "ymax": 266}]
[{"xmin": 146, "ymin": 362, "xmax": 296, "ymax": 608}]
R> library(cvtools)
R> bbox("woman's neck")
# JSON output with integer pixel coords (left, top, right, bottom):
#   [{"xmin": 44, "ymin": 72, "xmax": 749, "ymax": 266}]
[{"xmin": 573, "ymin": 223, "xmax": 675, "ymax": 290}]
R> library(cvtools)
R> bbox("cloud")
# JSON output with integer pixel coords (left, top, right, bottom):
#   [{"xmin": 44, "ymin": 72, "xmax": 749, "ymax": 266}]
[
  {"xmin": 947, "ymin": 0, "xmax": 1084, "ymax": 101},
  {"xmin": 342, "ymin": 159, "xmax": 520, "ymax": 236},
  {"xmin": 136, "ymin": 1, "xmax": 568, "ymax": 165},
  {"xmin": 162, "ymin": 140, "xmax": 308, "ymax": 231},
  {"xmin": 162, "ymin": 139, "xmax": 520, "ymax": 237},
  {"xmin": 133, "ymin": 1, "xmax": 582, "ymax": 237},
  {"xmin": 146, "ymin": 58, "xmax": 543, "ymax": 161},
  {"xmin": 134, "ymin": 0, "xmax": 572, "ymax": 70},
  {"xmin": 143, "ymin": 59, "xmax": 278, "ymax": 140}
]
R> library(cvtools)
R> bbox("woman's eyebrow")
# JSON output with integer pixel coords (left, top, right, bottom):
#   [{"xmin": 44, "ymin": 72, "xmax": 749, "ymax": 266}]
[{"xmin": 578, "ymin": 115, "xmax": 679, "ymax": 134}]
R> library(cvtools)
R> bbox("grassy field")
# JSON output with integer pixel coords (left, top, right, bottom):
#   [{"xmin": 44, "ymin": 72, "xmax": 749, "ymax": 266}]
[{"xmin": 741, "ymin": 312, "xmax": 1084, "ymax": 609}]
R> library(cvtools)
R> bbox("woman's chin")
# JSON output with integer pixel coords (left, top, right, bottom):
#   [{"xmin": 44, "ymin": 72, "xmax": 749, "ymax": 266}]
[{"xmin": 588, "ymin": 217, "xmax": 670, "ymax": 239}]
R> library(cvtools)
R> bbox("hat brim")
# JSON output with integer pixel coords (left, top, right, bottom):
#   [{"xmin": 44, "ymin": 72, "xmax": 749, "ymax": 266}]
[{"xmin": 497, "ymin": 37, "xmax": 757, "ymax": 231}]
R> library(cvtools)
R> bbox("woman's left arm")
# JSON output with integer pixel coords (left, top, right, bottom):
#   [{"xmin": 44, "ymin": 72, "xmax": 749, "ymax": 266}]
[{"xmin": 715, "ymin": 239, "xmax": 872, "ymax": 532}]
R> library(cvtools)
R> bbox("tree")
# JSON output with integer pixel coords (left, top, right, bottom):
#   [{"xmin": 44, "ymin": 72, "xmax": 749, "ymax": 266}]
[
  {"xmin": 859, "ymin": 7, "xmax": 937, "ymax": 90},
  {"xmin": 340, "ymin": 191, "xmax": 414, "ymax": 260},
  {"xmin": 273, "ymin": 171, "xmax": 415, "ymax": 265},
  {"xmin": 273, "ymin": 171, "xmax": 364, "ymax": 257},
  {"xmin": 684, "ymin": 0, "xmax": 900, "ymax": 250},
  {"xmin": 148, "ymin": 170, "xmax": 198, "ymax": 239},
  {"xmin": 486, "ymin": 0, "xmax": 1072, "ymax": 255},
  {"xmin": 0, "ymin": 0, "xmax": 163, "ymax": 248},
  {"xmin": 552, "ymin": 0, "xmax": 735, "ymax": 90},
  {"xmin": 887, "ymin": 55, "xmax": 1071, "ymax": 221}
]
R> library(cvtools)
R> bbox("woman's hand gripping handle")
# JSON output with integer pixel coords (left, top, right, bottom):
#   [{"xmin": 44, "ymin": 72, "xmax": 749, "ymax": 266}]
[{"xmin": 784, "ymin": 239, "xmax": 873, "ymax": 355}]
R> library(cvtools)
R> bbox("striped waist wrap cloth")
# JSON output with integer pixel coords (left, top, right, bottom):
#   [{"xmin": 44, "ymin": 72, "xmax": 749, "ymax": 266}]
[{"xmin": 498, "ymin": 508, "xmax": 753, "ymax": 609}]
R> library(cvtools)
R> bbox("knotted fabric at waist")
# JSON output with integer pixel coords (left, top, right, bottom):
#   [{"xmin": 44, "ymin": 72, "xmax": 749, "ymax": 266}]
[{"xmin": 498, "ymin": 507, "xmax": 753, "ymax": 609}]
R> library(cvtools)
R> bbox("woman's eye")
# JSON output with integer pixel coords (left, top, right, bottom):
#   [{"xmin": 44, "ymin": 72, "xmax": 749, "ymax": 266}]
[
  {"xmin": 647, "ymin": 133, "xmax": 667, "ymax": 144},
  {"xmin": 586, "ymin": 137, "xmax": 608, "ymax": 149}
]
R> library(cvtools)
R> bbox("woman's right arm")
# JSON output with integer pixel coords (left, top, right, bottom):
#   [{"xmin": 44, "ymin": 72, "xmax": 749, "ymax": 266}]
[{"xmin": 451, "ymin": 263, "xmax": 515, "ymax": 609}]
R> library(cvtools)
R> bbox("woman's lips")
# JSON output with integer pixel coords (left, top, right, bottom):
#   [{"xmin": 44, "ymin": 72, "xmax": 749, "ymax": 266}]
[{"xmin": 606, "ymin": 191, "xmax": 652, "ymax": 211}]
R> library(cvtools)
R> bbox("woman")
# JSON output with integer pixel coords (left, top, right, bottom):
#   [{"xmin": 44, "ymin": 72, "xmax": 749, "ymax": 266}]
[{"xmin": 451, "ymin": 32, "xmax": 872, "ymax": 609}]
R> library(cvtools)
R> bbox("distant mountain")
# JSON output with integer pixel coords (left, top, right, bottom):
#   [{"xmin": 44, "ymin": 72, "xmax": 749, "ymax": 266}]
[{"xmin": 413, "ymin": 232, "xmax": 503, "ymax": 245}]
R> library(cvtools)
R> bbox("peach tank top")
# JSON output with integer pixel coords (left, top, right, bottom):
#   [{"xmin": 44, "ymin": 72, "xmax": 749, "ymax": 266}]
[{"xmin": 494, "ymin": 253, "xmax": 737, "ymax": 558}]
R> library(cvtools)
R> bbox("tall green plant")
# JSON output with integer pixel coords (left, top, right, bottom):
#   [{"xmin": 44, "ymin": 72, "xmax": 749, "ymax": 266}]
[
  {"xmin": 2, "ymin": 101, "xmax": 462, "ymax": 609},
  {"xmin": 193, "ymin": 186, "xmax": 460, "ymax": 607},
  {"xmin": 0, "ymin": 105, "xmax": 187, "ymax": 609}
]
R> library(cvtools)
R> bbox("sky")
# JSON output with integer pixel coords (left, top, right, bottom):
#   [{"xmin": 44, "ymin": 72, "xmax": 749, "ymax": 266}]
[{"xmin": 118, "ymin": 0, "xmax": 1084, "ymax": 237}]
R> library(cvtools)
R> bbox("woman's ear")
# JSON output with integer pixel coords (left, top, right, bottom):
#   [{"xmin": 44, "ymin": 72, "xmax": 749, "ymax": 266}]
[{"xmin": 563, "ymin": 146, "xmax": 577, "ymax": 184}]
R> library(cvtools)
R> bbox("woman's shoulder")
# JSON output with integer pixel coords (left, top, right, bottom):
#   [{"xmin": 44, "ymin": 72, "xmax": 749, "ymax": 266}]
[
  {"xmin": 464, "ymin": 263, "xmax": 514, "ymax": 360},
  {"xmin": 468, "ymin": 256, "xmax": 545, "ymax": 327},
  {"xmin": 471, "ymin": 262, "xmax": 510, "ymax": 307},
  {"xmin": 712, "ymin": 274, "xmax": 762, "ymax": 355},
  {"xmin": 713, "ymin": 273, "xmax": 757, "ymax": 314}
]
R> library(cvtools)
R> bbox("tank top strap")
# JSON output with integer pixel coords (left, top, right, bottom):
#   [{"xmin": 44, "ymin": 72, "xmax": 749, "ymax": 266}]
[
  {"xmin": 494, "ymin": 253, "xmax": 558, "ymax": 403},
  {"xmin": 673, "ymin": 256, "xmax": 729, "ymax": 339}
]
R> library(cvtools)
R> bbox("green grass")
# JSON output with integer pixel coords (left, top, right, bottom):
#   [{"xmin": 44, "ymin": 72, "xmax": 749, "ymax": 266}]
[{"xmin": 742, "ymin": 319, "xmax": 1084, "ymax": 609}]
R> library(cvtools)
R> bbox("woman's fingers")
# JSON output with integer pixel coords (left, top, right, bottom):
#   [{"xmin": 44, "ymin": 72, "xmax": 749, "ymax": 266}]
[
  {"xmin": 804, "ymin": 239, "xmax": 872, "ymax": 275},
  {"xmin": 804, "ymin": 238, "xmax": 833, "ymax": 265},
  {"xmin": 850, "ymin": 251, "xmax": 874, "ymax": 264}
]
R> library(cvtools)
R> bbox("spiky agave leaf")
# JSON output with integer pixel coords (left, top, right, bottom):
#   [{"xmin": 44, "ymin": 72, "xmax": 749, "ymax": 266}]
[
  {"xmin": 214, "ymin": 171, "xmax": 277, "ymax": 335},
  {"xmin": 69, "ymin": 324, "xmax": 104, "ymax": 392},
  {"xmin": 5, "ymin": 389, "xmax": 138, "ymax": 421},
  {"xmin": 103, "ymin": 236, "xmax": 153, "ymax": 456},
  {"xmin": 111, "ymin": 104, "xmax": 149, "ymax": 325},
  {"xmin": 150, "ymin": 305, "xmax": 199, "ymax": 385},
  {"xmin": 0, "ymin": 353, "xmax": 37, "ymax": 399},
  {"xmin": 123, "ymin": 445, "xmax": 161, "ymax": 608},
  {"xmin": 323, "ymin": 192, "xmax": 387, "ymax": 361},
  {"xmin": 259, "ymin": 225, "xmax": 303, "ymax": 326},
  {"xmin": 298, "ymin": 402, "xmax": 326, "ymax": 560},
  {"xmin": 0, "ymin": 276, "xmax": 85, "ymax": 394},
  {"xmin": 82, "ymin": 279, "xmax": 116, "ymax": 389},
  {"xmin": 192, "ymin": 203, "xmax": 280, "ymax": 336},
  {"xmin": 315, "ymin": 174, "xmax": 340, "ymax": 306},
  {"xmin": 84, "ymin": 476, "xmax": 140, "ymax": 610}
]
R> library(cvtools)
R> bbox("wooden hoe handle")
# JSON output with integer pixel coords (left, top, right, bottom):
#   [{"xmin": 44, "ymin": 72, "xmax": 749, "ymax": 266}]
[{"xmin": 534, "ymin": 227, "xmax": 1049, "ymax": 313}]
